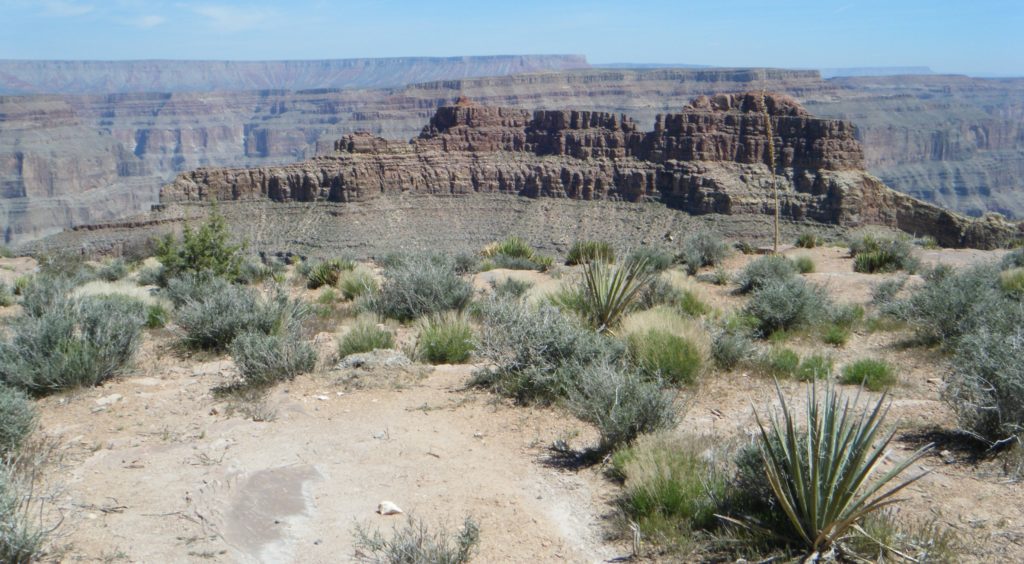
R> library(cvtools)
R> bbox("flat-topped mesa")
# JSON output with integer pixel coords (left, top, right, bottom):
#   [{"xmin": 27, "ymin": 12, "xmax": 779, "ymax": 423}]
[
  {"xmin": 161, "ymin": 96, "xmax": 1020, "ymax": 248},
  {"xmin": 645, "ymin": 92, "xmax": 864, "ymax": 170}
]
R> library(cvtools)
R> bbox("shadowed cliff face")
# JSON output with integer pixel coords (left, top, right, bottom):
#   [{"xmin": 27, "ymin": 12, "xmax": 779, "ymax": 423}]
[
  {"xmin": 2, "ymin": 67, "xmax": 1023, "ymax": 245},
  {"xmin": 161, "ymin": 97, "xmax": 1018, "ymax": 249}
]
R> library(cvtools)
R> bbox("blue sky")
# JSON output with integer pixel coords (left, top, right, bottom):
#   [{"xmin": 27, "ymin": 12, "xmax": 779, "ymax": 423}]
[{"xmin": 0, "ymin": 0, "xmax": 1020, "ymax": 76}]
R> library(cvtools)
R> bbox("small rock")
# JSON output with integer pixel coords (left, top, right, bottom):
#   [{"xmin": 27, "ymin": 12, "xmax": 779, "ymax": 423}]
[
  {"xmin": 940, "ymin": 449, "xmax": 955, "ymax": 464},
  {"xmin": 315, "ymin": 395, "xmax": 329, "ymax": 401},
  {"xmin": 95, "ymin": 393, "xmax": 123, "ymax": 407},
  {"xmin": 377, "ymin": 501, "xmax": 403, "ymax": 515}
]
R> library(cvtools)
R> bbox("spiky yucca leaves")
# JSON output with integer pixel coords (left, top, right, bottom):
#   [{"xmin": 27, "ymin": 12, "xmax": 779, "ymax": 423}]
[
  {"xmin": 750, "ymin": 384, "xmax": 930, "ymax": 555},
  {"xmin": 580, "ymin": 258, "xmax": 655, "ymax": 334}
]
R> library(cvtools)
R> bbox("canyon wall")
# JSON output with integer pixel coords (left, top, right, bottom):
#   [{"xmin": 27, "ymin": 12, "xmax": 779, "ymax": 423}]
[
  {"xmin": 161, "ymin": 97, "xmax": 1017, "ymax": 249},
  {"xmin": 2, "ymin": 65, "xmax": 1022, "ymax": 245}
]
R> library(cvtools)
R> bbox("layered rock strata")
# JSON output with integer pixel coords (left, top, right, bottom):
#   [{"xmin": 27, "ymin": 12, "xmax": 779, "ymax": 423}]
[{"xmin": 163, "ymin": 95, "xmax": 1018, "ymax": 248}]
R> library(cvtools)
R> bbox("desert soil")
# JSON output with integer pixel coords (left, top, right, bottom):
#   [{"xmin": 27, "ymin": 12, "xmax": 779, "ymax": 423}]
[{"xmin": 4, "ymin": 245, "xmax": 1023, "ymax": 563}]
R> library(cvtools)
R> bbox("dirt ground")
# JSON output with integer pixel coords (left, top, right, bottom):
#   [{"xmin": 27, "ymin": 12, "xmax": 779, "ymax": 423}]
[{"xmin": 4, "ymin": 245, "xmax": 1023, "ymax": 563}]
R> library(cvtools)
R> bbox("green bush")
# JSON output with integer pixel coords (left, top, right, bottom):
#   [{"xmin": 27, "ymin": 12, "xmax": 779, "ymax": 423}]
[
  {"xmin": 945, "ymin": 324, "xmax": 1024, "ymax": 445},
  {"xmin": 473, "ymin": 298, "xmax": 621, "ymax": 404},
  {"xmin": 628, "ymin": 247, "xmax": 675, "ymax": 272},
  {"xmin": 337, "ymin": 268, "xmax": 378, "ymax": 300},
  {"xmin": 841, "ymin": 359, "xmax": 897, "ymax": 391},
  {"xmin": 145, "ymin": 303, "xmax": 170, "ymax": 329},
  {"xmin": 353, "ymin": 515, "xmax": 480, "ymax": 564},
  {"xmin": 576, "ymin": 258, "xmax": 656, "ymax": 333},
  {"xmin": 155, "ymin": 209, "xmax": 245, "ymax": 282},
  {"xmin": 568, "ymin": 361, "xmax": 677, "ymax": 454},
  {"xmin": 18, "ymin": 275, "xmax": 75, "ymax": 318},
  {"xmin": 0, "ymin": 386, "xmax": 36, "ymax": 457},
  {"xmin": 566, "ymin": 240, "xmax": 616, "ymax": 266},
  {"xmin": 369, "ymin": 255, "xmax": 473, "ymax": 322},
  {"xmin": 0, "ymin": 282, "xmax": 12, "ymax": 308},
  {"xmin": 417, "ymin": 314, "xmax": 475, "ymax": 364},
  {"xmin": 491, "ymin": 277, "xmax": 533, "ymax": 300},
  {"xmin": 822, "ymin": 325, "xmax": 850, "ymax": 346},
  {"xmin": 0, "ymin": 465, "xmax": 49, "ymax": 562},
  {"xmin": 306, "ymin": 258, "xmax": 354, "ymax": 289},
  {"xmin": 744, "ymin": 278, "xmax": 830, "ymax": 336},
  {"xmin": 97, "ymin": 259, "xmax": 129, "ymax": 282},
  {"xmin": 795, "ymin": 231, "xmax": 819, "ymax": 249},
  {"xmin": 712, "ymin": 331, "xmax": 756, "ymax": 370},
  {"xmin": 136, "ymin": 265, "xmax": 163, "ymax": 287},
  {"xmin": 679, "ymin": 228, "xmax": 729, "ymax": 275},
  {"xmin": 849, "ymin": 231, "xmax": 919, "ymax": 274},
  {"xmin": 796, "ymin": 354, "xmax": 833, "ymax": 382},
  {"xmin": 792, "ymin": 255, "xmax": 815, "ymax": 274},
  {"xmin": 888, "ymin": 264, "xmax": 1004, "ymax": 347},
  {"xmin": 627, "ymin": 329, "xmax": 703, "ymax": 385},
  {"xmin": 0, "ymin": 294, "xmax": 146, "ymax": 394},
  {"xmin": 759, "ymin": 347, "xmax": 801, "ymax": 378},
  {"xmin": 737, "ymin": 384, "xmax": 928, "ymax": 553},
  {"xmin": 735, "ymin": 255, "xmax": 797, "ymax": 294},
  {"xmin": 338, "ymin": 320, "xmax": 394, "ymax": 358},
  {"xmin": 230, "ymin": 331, "xmax": 316, "ymax": 387}
]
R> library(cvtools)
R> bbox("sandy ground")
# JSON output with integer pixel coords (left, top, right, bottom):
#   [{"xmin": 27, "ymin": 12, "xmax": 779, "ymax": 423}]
[{"xmin": 4, "ymin": 246, "xmax": 1023, "ymax": 563}]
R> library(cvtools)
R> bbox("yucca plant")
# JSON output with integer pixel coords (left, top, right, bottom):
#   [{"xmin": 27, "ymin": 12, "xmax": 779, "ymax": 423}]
[
  {"xmin": 741, "ymin": 383, "xmax": 931, "ymax": 557},
  {"xmin": 580, "ymin": 258, "xmax": 655, "ymax": 333}
]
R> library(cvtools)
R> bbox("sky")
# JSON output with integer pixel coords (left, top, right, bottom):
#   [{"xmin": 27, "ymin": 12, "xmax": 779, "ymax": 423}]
[{"xmin": 0, "ymin": 0, "xmax": 1021, "ymax": 76}]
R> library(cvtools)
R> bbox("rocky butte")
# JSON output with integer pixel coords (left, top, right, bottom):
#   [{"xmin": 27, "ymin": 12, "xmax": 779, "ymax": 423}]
[{"xmin": 162, "ymin": 93, "xmax": 1018, "ymax": 249}]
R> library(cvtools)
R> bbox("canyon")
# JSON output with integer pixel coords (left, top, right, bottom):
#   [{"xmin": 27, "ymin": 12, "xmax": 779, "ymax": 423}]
[{"xmin": 1, "ymin": 61, "xmax": 1022, "ymax": 245}]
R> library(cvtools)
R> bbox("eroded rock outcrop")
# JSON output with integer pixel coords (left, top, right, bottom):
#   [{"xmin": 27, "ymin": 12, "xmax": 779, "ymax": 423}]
[{"xmin": 161, "ymin": 94, "xmax": 1019, "ymax": 248}]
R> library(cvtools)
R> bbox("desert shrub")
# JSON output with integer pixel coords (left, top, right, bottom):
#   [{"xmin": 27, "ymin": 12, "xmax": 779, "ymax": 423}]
[
  {"xmin": 712, "ymin": 331, "xmax": 757, "ymax": 370},
  {"xmin": 482, "ymin": 235, "xmax": 534, "ymax": 260},
  {"xmin": 353, "ymin": 515, "xmax": 480, "ymax": 564},
  {"xmin": 417, "ymin": 314, "xmax": 475, "ymax": 364},
  {"xmin": 97, "ymin": 259, "xmax": 128, "ymax": 282},
  {"xmin": 568, "ymin": 361, "xmax": 677, "ymax": 454},
  {"xmin": 796, "ymin": 354, "xmax": 833, "ymax": 382},
  {"xmin": 679, "ymin": 228, "xmax": 729, "ymax": 275},
  {"xmin": 451, "ymin": 253, "xmax": 479, "ymax": 275},
  {"xmin": 612, "ymin": 433, "xmax": 726, "ymax": 543},
  {"xmin": 734, "ymin": 240, "xmax": 758, "ymax": 255},
  {"xmin": 0, "ymin": 386, "xmax": 36, "ymax": 458},
  {"xmin": 12, "ymin": 277, "xmax": 29, "ymax": 296},
  {"xmin": 234, "ymin": 259, "xmax": 282, "ymax": 285},
  {"xmin": 841, "ymin": 358, "xmax": 897, "ymax": 391},
  {"xmin": 1000, "ymin": 267, "xmax": 1024, "ymax": 297},
  {"xmin": 636, "ymin": 277, "xmax": 709, "ymax": 317},
  {"xmin": 230, "ymin": 331, "xmax": 316, "ymax": 387},
  {"xmin": 735, "ymin": 255, "xmax": 797, "ymax": 295},
  {"xmin": 871, "ymin": 276, "xmax": 908, "ymax": 308},
  {"xmin": 338, "ymin": 320, "xmax": 394, "ymax": 358},
  {"xmin": 737, "ymin": 384, "xmax": 928, "ymax": 554},
  {"xmin": 0, "ymin": 465, "xmax": 49, "ymax": 563},
  {"xmin": 306, "ymin": 258, "xmax": 354, "ymax": 289},
  {"xmin": 627, "ymin": 329, "xmax": 702, "ymax": 386},
  {"xmin": 849, "ymin": 510, "xmax": 959, "ymax": 563},
  {"xmin": 155, "ymin": 209, "xmax": 244, "ymax": 282},
  {"xmin": 628, "ymin": 247, "xmax": 675, "ymax": 272},
  {"xmin": 338, "ymin": 268, "xmax": 379, "ymax": 300},
  {"xmin": 18, "ymin": 275, "xmax": 76, "ymax": 318},
  {"xmin": 744, "ymin": 278, "xmax": 830, "ymax": 336},
  {"xmin": 0, "ymin": 283, "xmax": 12, "ymax": 308},
  {"xmin": 759, "ymin": 347, "xmax": 801, "ymax": 379},
  {"xmin": 566, "ymin": 240, "xmax": 615, "ymax": 266},
  {"xmin": 136, "ymin": 265, "xmax": 163, "ymax": 286},
  {"xmin": 792, "ymin": 255, "xmax": 815, "ymax": 274},
  {"xmin": 795, "ymin": 231, "xmax": 819, "ymax": 249},
  {"xmin": 0, "ymin": 294, "xmax": 146, "ymax": 394},
  {"xmin": 369, "ymin": 255, "xmax": 472, "ymax": 321},
  {"xmin": 491, "ymin": 277, "xmax": 533, "ymax": 301},
  {"xmin": 822, "ymin": 325, "xmax": 850, "ymax": 346},
  {"xmin": 945, "ymin": 323, "xmax": 1024, "ymax": 445},
  {"xmin": 889, "ymin": 264, "xmax": 1004, "ymax": 347},
  {"xmin": 576, "ymin": 258, "xmax": 657, "ymax": 333},
  {"xmin": 1001, "ymin": 247, "xmax": 1024, "ymax": 270},
  {"xmin": 830, "ymin": 303, "xmax": 865, "ymax": 328},
  {"xmin": 175, "ymin": 282, "xmax": 301, "ymax": 351},
  {"xmin": 473, "ymin": 298, "xmax": 621, "ymax": 404},
  {"xmin": 848, "ymin": 231, "xmax": 919, "ymax": 274},
  {"xmin": 163, "ymin": 271, "xmax": 224, "ymax": 307},
  {"xmin": 145, "ymin": 303, "xmax": 169, "ymax": 329}
]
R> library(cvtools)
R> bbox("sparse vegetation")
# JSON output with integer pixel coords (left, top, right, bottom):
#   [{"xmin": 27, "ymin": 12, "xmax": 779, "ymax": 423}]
[
  {"xmin": 97, "ymin": 259, "xmax": 129, "ymax": 282},
  {"xmin": 744, "ymin": 278, "xmax": 830, "ymax": 336},
  {"xmin": 758, "ymin": 347, "xmax": 801, "ymax": 379},
  {"xmin": 791, "ymin": 255, "xmax": 815, "ymax": 274},
  {"xmin": 0, "ymin": 386, "xmax": 36, "ymax": 458},
  {"xmin": 795, "ymin": 231, "xmax": 819, "ymax": 249},
  {"xmin": 712, "ymin": 331, "xmax": 757, "ymax": 370},
  {"xmin": 0, "ymin": 282, "xmax": 12, "ymax": 307},
  {"xmin": 338, "ymin": 267, "xmax": 379, "ymax": 300},
  {"xmin": 353, "ymin": 515, "xmax": 480, "ymax": 564},
  {"xmin": 338, "ymin": 320, "xmax": 395, "ymax": 358},
  {"xmin": 481, "ymin": 236, "xmax": 552, "ymax": 272},
  {"xmin": 679, "ymin": 228, "xmax": 729, "ymax": 275},
  {"xmin": 306, "ymin": 258, "xmax": 355, "ymax": 289},
  {"xmin": 565, "ymin": 240, "xmax": 615, "ymax": 265},
  {"xmin": 490, "ymin": 277, "xmax": 533, "ymax": 300},
  {"xmin": 417, "ymin": 314, "xmax": 475, "ymax": 364},
  {"xmin": 735, "ymin": 255, "xmax": 797, "ymax": 294},
  {"xmin": 369, "ymin": 255, "xmax": 473, "ymax": 321},
  {"xmin": 628, "ymin": 247, "xmax": 675, "ymax": 272},
  {"xmin": 848, "ymin": 230, "xmax": 919, "ymax": 274},
  {"xmin": 230, "ymin": 330, "xmax": 317, "ymax": 387},
  {"xmin": 841, "ymin": 358, "xmax": 896, "ymax": 391}
]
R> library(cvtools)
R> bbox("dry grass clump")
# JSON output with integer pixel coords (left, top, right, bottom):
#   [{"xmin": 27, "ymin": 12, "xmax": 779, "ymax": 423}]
[
  {"xmin": 338, "ymin": 319, "xmax": 395, "ymax": 359},
  {"xmin": 353, "ymin": 515, "xmax": 480, "ymax": 564}
]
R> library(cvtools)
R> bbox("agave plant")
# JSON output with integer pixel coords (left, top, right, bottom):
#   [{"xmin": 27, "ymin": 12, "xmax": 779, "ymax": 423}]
[
  {"xmin": 580, "ymin": 257, "xmax": 654, "ymax": 334},
  {"xmin": 752, "ymin": 383, "xmax": 931, "ymax": 556}
]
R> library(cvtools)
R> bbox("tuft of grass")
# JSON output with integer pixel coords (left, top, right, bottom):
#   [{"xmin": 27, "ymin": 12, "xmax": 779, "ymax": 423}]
[
  {"xmin": 482, "ymin": 236, "xmax": 535, "ymax": 260},
  {"xmin": 795, "ymin": 354, "xmax": 833, "ymax": 382},
  {"xmin": 737, "ymin": 384, "xmax": 930, "ymax": 554},
  {"xmin": 795, "ymin": 231, "xmax": 819, "ymax": 249},
  {"xmin": 758, "ymin": 348, "xmax": 801, "ymax": 379},
  {"xmin": 566, "ymin": 240, "xmax": 616, "ymax": 266},
  {"xmin": 0, "ymin": 282, "xmax": 12, "ymax": 308},
  {"xmin": 1000, "ymin": 267, "xmax": 1024, "ymax": 297},
  {"xmin": 97, "ymin": 259, "xmax": 129, "ymax": 282},
  {"xmin": 338, "ymin": 320, "xmax": 395, "ymax": 358},
  {"xmin": 848, "ymin": 230, "xmax": 919, "ymax": 274},
  {"xmin": 353, "ymin": 515, "xmax": 480, "ymax": 564},
  {"xmin": 841, "ymin": 358, "xmax": 897, "ymax": 391},
  {"xmin": 627, "ymin": 329, "xmax": 703, "ymax": 386},
  {"xmin": 791, "ymin": 255, "xmax": 815, "ymax": 274},
  {"xmin": 337, "ymin": 267, "xmax": 379, "ymax": 300},
  {"xmin": 417, "ymin": 314, "xmax": 475, "ymax": 364},
  {"xmin": 145, "ymin": 303, "xmax": 169, "ymax": 329},
  {"xmin": 822, "ymin": 325, "xmax": 850, "ymax": 347},
  {"xmin": 0, "ymin": 464, "xmax": 51, "ymax": 562}
]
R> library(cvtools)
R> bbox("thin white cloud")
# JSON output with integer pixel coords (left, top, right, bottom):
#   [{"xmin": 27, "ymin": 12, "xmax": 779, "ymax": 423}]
[
  {"xmin": 122, "ymin": 14, "xmax": 167, "ymax": 28},
  {"xmin": 40, "ymin": 0, "xmax": 94, "ymax": 17},
  {"xmin": 187, "ymin": 3, "xmax": 273, "ymax": 32}
]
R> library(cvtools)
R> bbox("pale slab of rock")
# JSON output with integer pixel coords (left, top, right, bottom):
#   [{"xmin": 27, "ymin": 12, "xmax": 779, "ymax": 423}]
[{"xmin": 377, "ymin": 501, "xmax": 403, "ymax": 516}]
